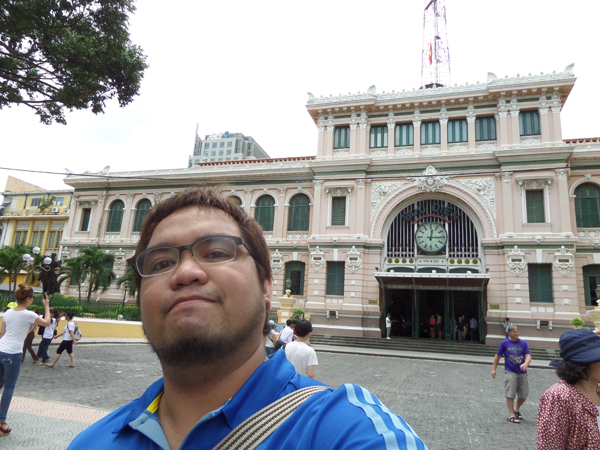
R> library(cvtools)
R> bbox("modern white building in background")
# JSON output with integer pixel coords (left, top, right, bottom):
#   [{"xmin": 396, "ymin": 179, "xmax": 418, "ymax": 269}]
[
  {"xmin": 56, "ymin": 64, "xmax": 600, "ymax": 349},
  {"xmin": 190, "ymin": 131, "xmax": 270, "ymax": 165}
]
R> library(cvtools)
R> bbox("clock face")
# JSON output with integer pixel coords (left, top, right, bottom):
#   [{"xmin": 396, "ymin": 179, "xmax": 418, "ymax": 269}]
[{"xmin": 415, "ymin": 222, "xmax": 447, "ymax": 253}]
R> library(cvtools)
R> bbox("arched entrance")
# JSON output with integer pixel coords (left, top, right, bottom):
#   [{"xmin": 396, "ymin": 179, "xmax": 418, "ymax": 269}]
[{"xmin": 377, "ymin": 198, "xmax": 489, "ymax": 341}]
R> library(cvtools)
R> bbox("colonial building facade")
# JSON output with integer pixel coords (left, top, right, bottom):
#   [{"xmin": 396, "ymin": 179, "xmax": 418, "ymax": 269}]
[{"xmin": 61, "ymin": 65, "xmax": 600, "ymax": 348}]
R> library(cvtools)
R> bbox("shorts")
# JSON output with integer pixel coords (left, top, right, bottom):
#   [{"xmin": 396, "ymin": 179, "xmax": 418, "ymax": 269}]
[
  {"xmin": 56, "ymin": 340, "xmax": 74, "ymax": 355},
  {"xmin": 504, "ymin": 372, "xmax": 528, "ymax": 399}
]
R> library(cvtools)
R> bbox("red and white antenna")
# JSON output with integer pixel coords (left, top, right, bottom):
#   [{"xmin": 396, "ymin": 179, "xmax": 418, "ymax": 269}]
[{"xmin": 421, "ymin": 0, "xmax": 451, "ymax": 89}]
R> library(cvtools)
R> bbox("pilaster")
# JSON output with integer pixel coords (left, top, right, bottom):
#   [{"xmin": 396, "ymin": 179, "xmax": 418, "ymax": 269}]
[
  {"xmin": 387, "ymin": 123, "xmax": 395, "ymax": 155},
  {"xmin": 510, "ymin": 110, "xmax": 520, "ymax": 146},
  {"xmin": 440, "ymin": 118, "xmax": 448, "ymax": 152},
  {"xmin": 413, "ymin": 120, "xmax": 421, "ymax": 155},
  {"xmin": 467, "ymin": 116, "xmax": 476, "ymax": 150},
  {"xmin": 539, "ymin": 106, "xmax": 551, "ymax": 145}
]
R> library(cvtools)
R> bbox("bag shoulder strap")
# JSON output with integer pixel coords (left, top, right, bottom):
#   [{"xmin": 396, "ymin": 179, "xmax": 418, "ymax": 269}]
[{"xmin": 212, "ymin": 385, "xmax": 328, "ymax": 450}]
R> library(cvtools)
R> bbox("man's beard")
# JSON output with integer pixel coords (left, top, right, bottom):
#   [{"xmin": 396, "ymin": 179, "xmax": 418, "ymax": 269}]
[{"xmin": 145, "ymin": 287, "xmax": 266, "ymax": 368}]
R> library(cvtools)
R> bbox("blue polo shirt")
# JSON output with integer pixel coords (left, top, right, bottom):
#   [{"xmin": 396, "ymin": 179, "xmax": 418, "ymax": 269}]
[{"xmin": 68, "ymin": 350, "xmax": 427, "ymax": 450}]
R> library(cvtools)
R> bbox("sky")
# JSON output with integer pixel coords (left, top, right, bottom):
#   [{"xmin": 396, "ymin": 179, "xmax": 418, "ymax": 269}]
[{"xmin": 0, "ymin": 0, "xmax": 598, "ymax": 193}]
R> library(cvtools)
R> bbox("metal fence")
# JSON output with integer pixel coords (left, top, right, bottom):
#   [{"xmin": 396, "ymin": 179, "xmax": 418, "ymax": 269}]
[{"xmin": 0, "ymin": 292, "xmax": 140, "ymax": 322}]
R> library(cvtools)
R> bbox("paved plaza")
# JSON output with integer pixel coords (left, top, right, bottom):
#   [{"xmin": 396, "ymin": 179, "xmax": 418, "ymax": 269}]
[{"xmin": 4, "ymin": 342, "xmax": 557, "ymax": 449}]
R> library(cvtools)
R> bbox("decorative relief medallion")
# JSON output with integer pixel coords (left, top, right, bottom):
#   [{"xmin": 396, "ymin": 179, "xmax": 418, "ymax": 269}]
[
  {"xmin": 553, "ymin": 246, "xmax": 574, "ymax": 276},
  {"xmin": 585, "ymin": 174, "xmax": 593, "ymax": 181},
  {"xmin": 357, "ymin": 179, "xmax": 365, "ymax": 189},
  {"xmin": 310, "ymin": 246, "xmax": 325, "ymax": 272},
  {"xmin": 314, "ymin": 181, "xmax": 323, "ymax": 193},
  {"xmin": 507, "ymin": 246, "xmax": 527, "ymax": 276},
  {"xmin": 592, "ymin": 240, "xmax": 600, "ymax": 248},
  {"xmin": 503, "ymin": 172, "xmax": 513, "ymax": 183},
  {"xmin": 278, "ymin": 187, "xmax": 286, "ymax": 198},
  {"xmin": 154, "ymin": 192, "xmax": 163, "ymax": 203},
  {"xmin": 413, "ymin": 166, "xmax": 453, "ymax": 193},
  {"xmin": 345, "ymin": 246, "xmax": 362, "ymax": 273},
  {"xmin": 556, "ymin": 169, "xmax": 568, "ymax": 182},
  {"xmin": 371, "ymin": 181, "xmax": 407, "ymax": 217},
  {"xmin": 455, "ymin": 178, "xmax": 495, "ymax": 214},
  {"xmin": 245, "ymin": 189, "xmax": 253, "ymax": 200},
  {"xmin": 97, "ymin": 193, "xmax": 106, "ymax": 203},
  {"xmin": 533, "ymin": 235, "xmax": 545, "ymax": 243},
  {"xmin": 270, "ymin": 249, "xmax": 284, "ymax": 274}
]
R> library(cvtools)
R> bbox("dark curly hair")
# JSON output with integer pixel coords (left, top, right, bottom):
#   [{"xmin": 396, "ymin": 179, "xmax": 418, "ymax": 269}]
[
  {"xmin": 15, "ymin": 284, "xmax": 34, "ymax": 304},
  {"xmin": 556, "ymin": 360, "xmax": 592, "ymax": 385}
]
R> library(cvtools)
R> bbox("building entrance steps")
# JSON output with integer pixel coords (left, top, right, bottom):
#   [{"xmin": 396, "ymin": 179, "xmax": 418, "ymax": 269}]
[{"xmin": 309, "ymin": 334, "xmax": 560, "ymax": 363}]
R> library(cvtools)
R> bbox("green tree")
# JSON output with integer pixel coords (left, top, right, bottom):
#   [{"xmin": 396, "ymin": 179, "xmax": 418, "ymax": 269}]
[
  {"xmin": 0, "ymin": 243, "xmax": 34, "ymax": 292},
  {"xmin": 0, "ymin": 0, "xmax": 148, "ymax": 125},
  {"xmin": 78, "ymin": 247, "xmax": 116, "ymax": 302},
  {"xmin": 58, "ymin": 255, "xmax": 87, "ymax": 301},
  {"xmin": 116, "ymin": 265, "xmax": 137, "ymax": 298}
]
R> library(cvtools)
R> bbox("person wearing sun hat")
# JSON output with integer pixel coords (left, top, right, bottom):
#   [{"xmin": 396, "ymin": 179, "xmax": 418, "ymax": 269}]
[{"xmin": 537, "ymin": 328, "xmax": 600, "ymax": 449}]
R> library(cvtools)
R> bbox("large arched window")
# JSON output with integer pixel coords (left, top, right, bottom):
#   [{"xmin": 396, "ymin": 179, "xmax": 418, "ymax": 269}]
[
  {"xmin": 287, "ymin": 194, "xmax": 310, "ymax": 231},
  {"xmin": 133, "ymin": 199, "xmax": 152, "ymax": 232},
  {"xmin": 255, "ymin": 195, "xmax": 275, "ymax": 231},
  {"xmin": 575, "ymin": 183, "xmax": 600, "ymax": 228},
  {"xmin": 106, "ymin": 200, "xmax": 124, "ymax": 232}
]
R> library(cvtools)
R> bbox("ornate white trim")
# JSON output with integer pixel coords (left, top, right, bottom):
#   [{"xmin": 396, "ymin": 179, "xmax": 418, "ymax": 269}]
[
  {"xmin": 413, "ymin": 165, "xmax": 453, "ymax": 193},
  {"xmin": 507, "ymin": 246, "xmax": 527, "ymax": 276},
  {"xmin": 477, "ymin": 142, "xmax": 496, "ymax": 151},
  {"xmin": 533, "ymin": 235, "xmax": 545, "ymax": 243},
  {"xmin": 556, "ymin": 169, "xmax": 568, "ymax": 182},
  {"xmin": 422, "ymin": 146, "xmax": 440, "ymax": 154},
  {"xmin": 278, "ymin": 187, "xmax": 286, "ymax": 198},
  {"xmin": 334, "ymin": 150, "xmax": 350, "ymax": 157},
  {"xmin": 448, "ymin": 144, "xmax": 467, "ymax": 153},
  {"xmin": 520, "ymin": 137, "xmax": 541, "ymax": 145},
  {"xmin": 553, "ymin": 246, "xmax": 574, "ymax": 276},
  {"xmin": 371, "ymin": 182, "xmax": 408, "ymax": 217},
  {"xmin": 370, "ymin": 150, "xmax": 387, "ymax": 157},
  {"xmin": 455, "ymin": 178, "xmax": 496, "ymax": 215},
  {"xmin": 518, "ymin": 179, "xmax": 552, "ymax": 195},
  {"xmin": 326, "ymin": 187, "xmax": 353, "ymax": 201},
  {"xmin": 270, "ymin": 249, "xmax": 284, "ymax": 274},
  {"xmin": 503, "ymin": 172, "xmax": 513, "ymax": 184},
  {"xmin": 345, "ymin": 246, "xmax": 362, "ymax": 273},
  {"xmin": 395, "ymin": 147, "xmax": 414, "ymax": 155},
  {"xmin": 314, "ymin": 181, "xmax": 323, "ymax": 193}
]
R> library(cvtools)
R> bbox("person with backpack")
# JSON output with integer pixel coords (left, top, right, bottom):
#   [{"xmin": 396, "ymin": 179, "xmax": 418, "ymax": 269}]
[
  {"xmin": 36, "ymin": 310, "xmax": 61, "ymax": 364},
  {"xmin": 45, "ymin": 312, "xmax": 78, "ymax": 368}
]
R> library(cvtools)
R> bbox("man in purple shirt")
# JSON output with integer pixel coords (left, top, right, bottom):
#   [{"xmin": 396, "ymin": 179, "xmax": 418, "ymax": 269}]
[{"xmin": 491, "ymin": 325, "xmax": 531, "ymax": 424}]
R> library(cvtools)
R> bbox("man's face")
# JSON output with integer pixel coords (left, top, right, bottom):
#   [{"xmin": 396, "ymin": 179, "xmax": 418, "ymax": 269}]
[
  {"xmin": 139, "ymin": 206, "xmax": 272, "ymax": 367},
  {"xmin": 508, "ymin": 328, "xmax": 519, "ymax": 340}
]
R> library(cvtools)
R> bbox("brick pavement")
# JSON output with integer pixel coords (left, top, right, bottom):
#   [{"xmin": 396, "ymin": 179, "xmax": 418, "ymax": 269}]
[{"xmin": 7, "ymin": 343, "xmax": 558, "ymax": 449}]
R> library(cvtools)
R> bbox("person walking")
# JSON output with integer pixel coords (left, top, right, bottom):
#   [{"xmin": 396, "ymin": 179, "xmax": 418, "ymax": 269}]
[
  {"xmin": 285, "ymin": 320, "xmax": 318, "ymax": 379},
  {"xmin": 45, "ymin": 312, "xmax": 78, "ymax": 368},
  {"xmin": 0, "ymin": 286, "xmax": 51, "ymax": 436},
  {"xmin": 386, "ymin": 313, "xmax": 392, "ymax": 339},
  {"xmin": 265, "ymin": 320, "xmax": 276, "ymax": 356},
  {"xmin": 36, "ymin": 310, "xmax": 61, "ymax": 364},
  {"xmin": 537, "ymin": 329, "xmax": 600, "ymax": 449},
  {"xmin": 469, "ymin": 317, "xmax": 478, "ymax": 341},
  {"xmin": 503, "ymin": 318, "xmax": 512, "ymax": 338},
  {"xmin": 429, "ymin": 314, "xmax": 436, "ymax": 339},
  {"xmin": 436, "ymin": 314, "xmax": 444, "ymax": 339},
  {"xmin": 455, "ymin": 316, "xmax": 467, "ymax": 343},
  {"xmin": 492, "ymin": 325, "xmax": 531, "ymax": 424},
  {"xmin": 21, "ymin": 309, "xmax": 39, "ymax": 363}
]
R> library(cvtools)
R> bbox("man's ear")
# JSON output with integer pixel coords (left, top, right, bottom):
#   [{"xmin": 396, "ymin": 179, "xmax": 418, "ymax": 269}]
[{"xmin": 262, "ymin": 277, "xmax": 273, "ymax": 311}]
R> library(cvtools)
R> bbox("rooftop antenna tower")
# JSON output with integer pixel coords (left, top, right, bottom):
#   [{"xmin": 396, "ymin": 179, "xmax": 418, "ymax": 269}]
[{"xmin": 420, "ymin": 0, "xmax": 451, "ymax": 89}]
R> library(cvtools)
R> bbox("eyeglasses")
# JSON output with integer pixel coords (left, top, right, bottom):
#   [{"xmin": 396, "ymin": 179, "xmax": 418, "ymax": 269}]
[{"xmin": 134, "ymin": 236, "xmax": 250, "ymax": 278}]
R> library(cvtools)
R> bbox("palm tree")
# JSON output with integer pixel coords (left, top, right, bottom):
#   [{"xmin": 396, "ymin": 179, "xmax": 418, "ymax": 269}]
[
  {"xmin": 79, "ymin": 247, "xmax": 116, "ymax": 302},
  {"xmin": 116, "ymin": 265, "xmax": 137, "ymax": 298},
  {"xmin": 59, "ymin": 256, "xmax": 88, "ymax": 301},
  {"xmin": 0, "ymin": 243, "xmax": 34, "ymax": 292}
]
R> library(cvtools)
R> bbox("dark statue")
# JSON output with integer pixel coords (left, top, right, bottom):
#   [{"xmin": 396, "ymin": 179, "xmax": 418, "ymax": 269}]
[{"xmin": 38, "ymin": 253, "xmax": 62, "ymax": 295}]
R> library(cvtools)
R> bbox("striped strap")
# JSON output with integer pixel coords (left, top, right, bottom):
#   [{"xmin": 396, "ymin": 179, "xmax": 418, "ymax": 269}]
[{"xmin": 213, "ymin": 386, "xmax": 328, "ymax": 450}]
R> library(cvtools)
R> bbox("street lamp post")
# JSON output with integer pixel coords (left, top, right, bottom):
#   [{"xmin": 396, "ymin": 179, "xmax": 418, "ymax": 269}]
[{"xmin": 22, "ymin": 247, "xmax": 52, "ymax": 287}]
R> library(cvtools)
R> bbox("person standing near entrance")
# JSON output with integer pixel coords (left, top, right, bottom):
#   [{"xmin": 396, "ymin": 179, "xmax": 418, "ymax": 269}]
[
  {"xmin": 455, "ymin": 317, "xmax": 467, "ymax": 343},
  {"xmin": 469, "ymin": 317, "xmax": 478, "ymax": 341},
  {"xmin": 429, "ymin": 315, "xmax": 436, "ymax": 339},
  {"xmin": 503, "ymin": 318, "xmax": 512, "ymax": 338},
  {"xmin": 385, "ymin": 314, "xmax": 392, "ymax": 339},
  {"xmin": 492, "ymin": 325, "xmax": 531, "ymax": 424},
  {"xmin": 436, "ymin": 314, "xmax": 443, "ymax": 339}
]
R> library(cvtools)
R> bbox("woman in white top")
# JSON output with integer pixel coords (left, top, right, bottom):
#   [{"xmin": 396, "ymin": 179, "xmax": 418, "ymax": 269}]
[
  {"xmin": 45, "ymin": 312, "xmax": 78, "ymax": 369},
  {"xmin": 36, "ymin": 309, "xmax": 61, "ymax": 364},
  {"xmin": 0, "ymin": 285, "xmax": 50, "ymax": 436}
]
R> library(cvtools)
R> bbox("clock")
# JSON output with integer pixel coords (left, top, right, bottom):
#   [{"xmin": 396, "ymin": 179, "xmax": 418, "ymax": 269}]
[{"xmin": 415, "ymin": 222, "xmax": 447, "ymax": 253}]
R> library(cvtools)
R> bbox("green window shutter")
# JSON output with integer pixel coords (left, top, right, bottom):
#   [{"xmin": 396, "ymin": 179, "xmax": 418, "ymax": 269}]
[
  {"xmin": 575, "ymin": 183, "xmax": 600, "ymax": 228},
  {"xmin": 526, "ymin": 190, "xmax": 545, "ymax": 223},
  {"xmin": 475, "ymin": 116, "xmax": 496, "ymax": 141},
  {"xmin": 255, "ymin": 195, "xmax": 275, "ymax": 231},
  {"xmin": 520, "ymin": 111, "xmax": 540, "ymax": 136},
  {"xmin": 395, "ymin": 123, "xmax": 414, "ymax": 147},
  {"xmin": 448, "ymin": 119, "xmax": 467, "ymax": 143},
  {"xmin": 285, "ymin": 261, "xmax": 305, "ymax": 295},
  {"xmin": 106, "ymin": 201, "xmax": 124, "ymax": 232},
  {"xmin": 528, "ymin": 264, "xmax": 553, "ymax": 303},
  {"xmin": 334, "ymin": 127, "xmax": 350, "ymax": 149},
  {"xmin": 326, "ymin": 262, "xmax": 345, "ymax": 296},
  {"xmin": 331, "ymin": 197, "xmax": 346, "ymax": 226},
  {"xmin": 421, "ymin": 121, "xmax": 440, "ymax": 145},
  {"xmin": 288, "ymin": 194, "xmax": 310, "ymax": 231},
  {"xmin": 369, "ymin": 126, "xmax": 387, "ymax": 148},
  {"xmin": 81, "ymin": 208, "xmax": 91, "ymax": 231},
  {"xmin": 133, "ymin": 199, "xmax": 152, "ymax": 232}
]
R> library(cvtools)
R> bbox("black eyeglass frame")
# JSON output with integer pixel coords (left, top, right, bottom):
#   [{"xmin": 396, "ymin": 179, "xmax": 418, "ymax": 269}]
[{"xmin": 133, "ymin": 235, "xmax": 251, "ymax": 278}]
